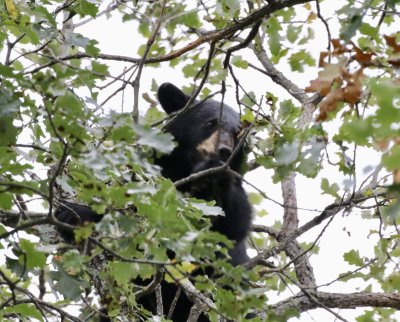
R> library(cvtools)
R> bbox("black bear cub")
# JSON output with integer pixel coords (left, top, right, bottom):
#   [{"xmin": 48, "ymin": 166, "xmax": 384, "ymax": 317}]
[{"xmin": 56, "ymin": 83, "xmax": 252, "ymax": 321}]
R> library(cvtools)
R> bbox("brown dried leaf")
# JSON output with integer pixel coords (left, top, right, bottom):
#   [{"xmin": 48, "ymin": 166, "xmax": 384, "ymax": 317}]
[
  {"xmin": 343, "ymin": 83, "xmax": 362, "ymax": 105},
  {"xmin": 306, "ymin": 63, "xmax": 344, "ymax": 96},
  {"xmin": 352, "ymin": 44, "xmax": 374, "ymax": 65},
  {"xmin": 374, "ymin": 139, "xmax": 390, "ymax": 151},
  {"xmin": 332, "ymin": 39, "xmax": 348, "ymax": 55},
  {"xmin": 305, "ymin": 78, "xmax": 332, "ymax": 96},
  {"xmin": 320, "ymin": 63, "xmax": 343, "ymax": 81},
  {"xmin": 343, "ymin": 68, "xmax": 363, "ymax": 105},
  {"xmin": 384, "ymin": 35, "xmax": 400, "ymax": 53},
  {"xmin": 319, "ymin": 51, "xmax": 330, "ymax": 68},
  {"xmin": 393, "ymin": 169, "xmax": 400, "ymax": 184},
  {"xmin": 388, "ymin": 58, "xmax": 400, "ymax": 67},
  {"xmin": 316, "ymin": 88, "xmax": 344, "ymax": 121},
  {"xmin": 142, "ymin": 92, "xmax": 157, "ymax": 106}
]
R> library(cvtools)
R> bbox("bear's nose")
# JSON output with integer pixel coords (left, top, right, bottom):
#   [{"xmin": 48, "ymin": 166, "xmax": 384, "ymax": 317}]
[
  {"xmin": 217, "ymin": 131, "xmax": 235, "ymax": 161},
  {"xmin": 218, "ymin": 144, "xmax": 233, "ymax": 161}
]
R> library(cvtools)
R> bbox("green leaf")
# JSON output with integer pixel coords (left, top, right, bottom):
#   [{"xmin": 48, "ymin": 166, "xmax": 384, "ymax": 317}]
[
  {"xmin": 321, "ymin": 178, "xmax": 340, "ymax": 199},
  {"xmin": 108, "ymin": 262, "xmax": 139, "ymax": 285},
  {"xmin": 72, "ymin": 225, "xmax": 97, "ymax": 243},
  {"xmin": 20, "ymin": 20, "xmax": 40, "ymax": 45},
  {"xmin": 359, "ymin": 22, "xmax": 377, "ymax": 37},
  {"xmin": 266, "ymin": 16, "xmax": 282, "ymax": 57},
  {"xmin": 0, "ymin": 64, "xmax": 15, "ymax": 77},
  {"xmin": 175, "ymin": 11, "xmax": 201, "ymax": 29},
  {"xmin": 241, "ymin": 91, "xmax": 256, "ymax": 109},
  {"xmin": 54, "ymin": 91, "xmax": 83, "ymax": 115},
  {"xmin": 384, "ymin": 199, "xmax": 400, "ymax": 221},
  {"xmin": 52, "ymin": 271, "xmax": 86, "ymax": 300},
  {"xmin": 343, "ymin": 249, "xmax": 364, "ymax": 267},
  {"xmin": 85, "ymin": 40, "xmax": 101, "ymax": 56},
  {"xmin": 139, "ymin": 20, "xmax": 151, "ymax": 37},
  {"xmin": 216, "ymin": 0, "xmax": 241, "ymax": 19},
  {"xmin": 372, "ymin": 80, "xmax": 400, "ymax": 125},
  {"xmin": 65, "ymin": 33, "xmax": 90, "ymax": 48},
  {"xmin": 111, "ymin": 124, "xmax": 135, "ymax": 142},
  {"xmin": 277, "ymin": 7, "xmax": 295, "ymax": 22},
  {"xmin": 0, "ymin": 224, "xmax": 6, "ymax": 235},
  {"xmin": 385, "ymin": 272, "xmax": 400, "ymax": 291},
  {"xmin": 134, "ymin": 124, "xmax": 175, "ymax": 154},
  {"xmin": 298, "ymin": 27, "xmax": 315, "ymax": 45},
  {"xmin": 34, "ymin": 6, "xmax": 57, "ymax": 27},
  {"xmin": 144, "ymin": 105, "xmax": 165, "ymax": 124},
  {"xmin": 248, "ymin": 192, "xmax": 263, "ymax": 205},
  {"xmin": 288, "ymin": 50, "xmax": 315, "ymax": 72},
  {"xmin": 62, "ymin": 250, "xmax": 86, "ymax": 275},
  {"xmin": 211, "ymin": 68, "xmax": 228, "ymax": 83},
  {"xmin": 296, "ymin": 157, "xmax": 320, "ymax": 178},
  {"xmin": 340, "ymin": 14, "xmax": 363, "ymax": 42},
  {"xmin": 19, "ymin": 239, "xmax": 47, "ymax": 269},
  {"xmin": 278, "ymin": 99, "xmax": 297, "ymax": 121},
  {"xmin": 0, "ymin": 192, "xmax": 13, "ymax": 209},
  {"xmin": 91, "ymin": 61, "xmax": 108, "ymax": 76},
  {"xmin": 356, "ymin": 310, "xmax": 375, "ymax": 322},
  {"xmin": 339, "ymin": 117, "xmax": 373, "ymax": 146},
  {"xmin": 232, "ymin": 56, "xmax": 248, "ymax": 69},
  {"xmin": 182, "ymin": 59, "xmax": 206, "ymax": 77},
  {"xmin": 268, "ymin": 32, "xmax": 281, "ymax": 57},
  {"xmin": 0, "ymin": 116, "xmax": 19, "ymax": 145},
  {"xmin": 382, "ymin": 146, "xmax": 400, "ymax": 171},
  {"xmin": 287, "ymin": 24, "xmax": 301, "ymax": 43},
  {"xmin": 4, "ymin": 303, "xmax": 43, "ymax": 322},
  {"xmin": 241, "ymin": 107, "xmax": 254, "ymax": 123},
  {"xmin": 79, "ymin": 0, "xmax": 99, "ymax": 17},
  {"xmin": 165, "ymin": 263, "xmax": 196, "ymax": 283},
  {"xmin": 275, "ymin": 141, "xmax": 299, "ymax": 165},
  {"xmin": 191, "ymin": 200, "xmax": 223, "ymax": 217}
]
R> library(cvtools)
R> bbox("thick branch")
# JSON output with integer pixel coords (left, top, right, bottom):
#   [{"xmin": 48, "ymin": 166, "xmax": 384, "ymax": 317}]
[
  {"xmin": 270, "ymin": 291, "xmax": 400, "ymax": 316},
  {"xmin": 293, "ymin": 190, "xmax": 384, "ymax": 239},
  {"xmin": 252, "ymin": 47, "xmax": 311, "ymax": 105},
  {"xmin": 280, "ymin": 173, "xmax": 298, "ymax": 235},
  {"xmin": 26, "ymin": 0, "xmax": 312, "ymax": 74},
  {"xmin": 250, "ymin": 23, "xmax": 319, "ymax": 288},
  {"xmin": 244, "ymin": 190, "xmax": 384, "ymax": 271}
]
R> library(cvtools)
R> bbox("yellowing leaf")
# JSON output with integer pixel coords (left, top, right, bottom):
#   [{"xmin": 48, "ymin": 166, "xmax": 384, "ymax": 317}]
[
  {"xmin": 307, "ymin": 12, "xmax": 317, "ymax": 23},
  {"xmin": 5, "ymin": 0, "xmax": 18, "ymax": 18},
  {"xmin": 165, "ymin": 262, "xmax": 197, "ymax": 283}
]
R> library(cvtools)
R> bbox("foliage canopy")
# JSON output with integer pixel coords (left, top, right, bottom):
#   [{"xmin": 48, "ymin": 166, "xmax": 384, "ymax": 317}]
[{"xmin": 0, "ymin": 0, "xmax": 399, "ymax": 321}]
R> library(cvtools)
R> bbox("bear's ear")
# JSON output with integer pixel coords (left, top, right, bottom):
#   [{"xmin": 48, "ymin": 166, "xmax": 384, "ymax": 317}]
[{"xmin": 157, "ymin": 83, "xmax": 190, "ymax": 114}]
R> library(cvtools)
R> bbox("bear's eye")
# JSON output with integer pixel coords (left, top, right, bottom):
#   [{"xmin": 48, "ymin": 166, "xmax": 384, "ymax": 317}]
[{"xmin": 206, "ymin": 119, "xmax": 218, "ymax": 128}]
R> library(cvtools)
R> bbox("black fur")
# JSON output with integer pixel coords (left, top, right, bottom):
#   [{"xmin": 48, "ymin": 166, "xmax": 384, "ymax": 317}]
[{"xmin": 56, "ymin": 83, "xmax": 252, "ymax": 321}]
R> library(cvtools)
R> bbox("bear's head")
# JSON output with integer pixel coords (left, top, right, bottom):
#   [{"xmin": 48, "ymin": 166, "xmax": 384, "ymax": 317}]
[{"xmin": 156, "ymin": 83, "xmax": 245, "ymax": 186}]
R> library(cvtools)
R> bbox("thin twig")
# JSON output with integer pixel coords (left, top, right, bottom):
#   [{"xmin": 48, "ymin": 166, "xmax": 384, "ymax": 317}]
[
  {"xmin": 132, "ymin": 0, "xmax": 167, "ymax": 122},
  {"xmin": 315, "ymin": 0, "xmax": 332, "ymax": 52}
]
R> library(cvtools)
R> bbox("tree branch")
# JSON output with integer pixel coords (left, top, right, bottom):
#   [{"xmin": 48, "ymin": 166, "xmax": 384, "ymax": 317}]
[
  {"xmin": 250, "ymin": 28, "xmax": 322, "ymax": 288},
  {"xmin": 25, "ymin": 0, "xmax": 312, "ymax": 74},
  {"xmin": 270, "ymin": 291, "xmax": 400, "ymax": 316},
  {"xmin": 132, "ymin": 0, "xmax": 167, "ymax": 122}
]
